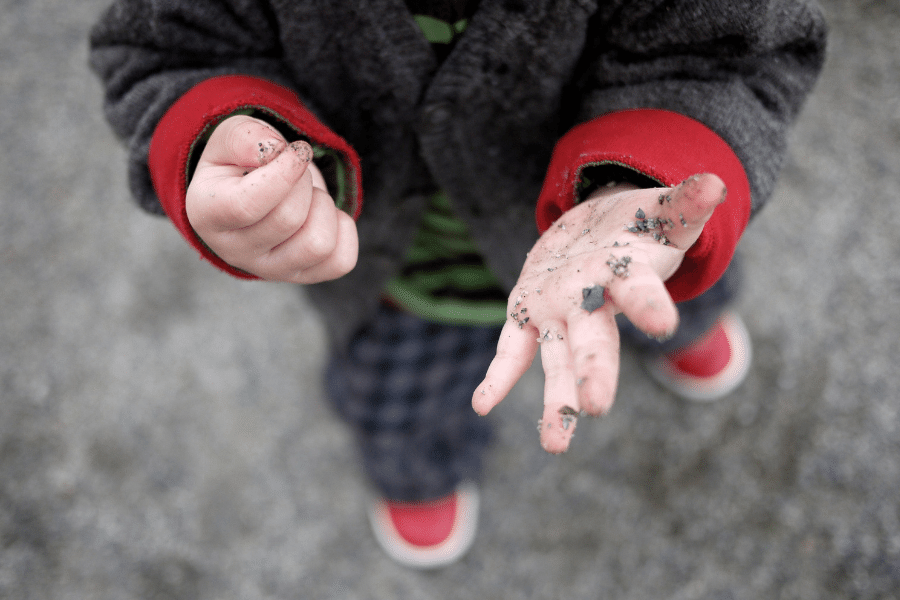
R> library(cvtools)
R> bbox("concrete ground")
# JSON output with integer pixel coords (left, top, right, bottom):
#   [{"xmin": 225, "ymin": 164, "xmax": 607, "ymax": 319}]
[{"xmin": 1, "ymin": 0, "xmax": 899, "ymax": 598}]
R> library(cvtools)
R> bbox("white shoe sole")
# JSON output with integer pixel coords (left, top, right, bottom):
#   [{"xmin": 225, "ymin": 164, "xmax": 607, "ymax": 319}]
[
  {"xmin": 646, "ymin": 311, "xmax": 752, "ymax": 402},
  {"xmin": 368, "ymin": 483, "xmax": 479, "ymax": 569}
]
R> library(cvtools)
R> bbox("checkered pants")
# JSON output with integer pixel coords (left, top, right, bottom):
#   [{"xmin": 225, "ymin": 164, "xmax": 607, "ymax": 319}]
[{"xmin": 324, "ymin": 304, "xmax": 503, "ymax": 502}]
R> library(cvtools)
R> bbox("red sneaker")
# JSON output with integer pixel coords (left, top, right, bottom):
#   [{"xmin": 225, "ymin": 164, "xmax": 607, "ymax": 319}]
[
  {"xmin": 368, "ymin": 483, "xmax": 479, "ymax": 569},
  {"xmin": 646, "ymin": 311, "xmax": 752, "ymax": 402}
]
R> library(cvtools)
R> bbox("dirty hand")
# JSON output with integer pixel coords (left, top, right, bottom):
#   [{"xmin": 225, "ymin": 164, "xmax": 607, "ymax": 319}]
[
  {"xmin": 472, "ymin": 173, "xmax": 727, "ymax": 453},
  {"xmin": 186, "ymin": 115, "xmax": 358, "ymax": 283}
]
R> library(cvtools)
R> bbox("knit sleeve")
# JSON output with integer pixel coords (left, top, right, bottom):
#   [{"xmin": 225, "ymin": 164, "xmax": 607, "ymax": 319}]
[
  {"xmin": 537, "ymin": 0, "xmax": 827, "ymax": 301},
  {"xmin": 89, "ymin": 1, "xmax": 362, "ymax": 278},
  {"xmin": 148, "ymin": 76, "xmax": 361, "ymax": 279}
]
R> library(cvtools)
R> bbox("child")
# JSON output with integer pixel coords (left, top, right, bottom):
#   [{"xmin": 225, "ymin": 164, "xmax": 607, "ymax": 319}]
[{"xmin": 90, "ymin": 0, "xmax": 826, "ymax": 569}]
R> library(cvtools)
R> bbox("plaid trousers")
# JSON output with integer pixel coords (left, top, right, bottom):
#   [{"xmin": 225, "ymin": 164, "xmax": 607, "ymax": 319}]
[{"xmin": 324, "ymin": 304, "xmax": 503, "ymax": 502}]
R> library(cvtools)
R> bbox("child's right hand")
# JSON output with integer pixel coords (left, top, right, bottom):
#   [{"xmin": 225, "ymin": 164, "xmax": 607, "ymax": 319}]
[
  {"xmin": 473, "ymin": 174, "xmax": 726, "ymax": 453},
  {"xmin": 185, "ymin": 115, "xmax": 358, "ymax": 283}
]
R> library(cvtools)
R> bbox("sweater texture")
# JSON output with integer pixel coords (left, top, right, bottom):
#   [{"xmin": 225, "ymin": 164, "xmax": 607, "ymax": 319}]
[{"xmin": 90, "ymin": 0, "xmax": 827, "ymax": 347}]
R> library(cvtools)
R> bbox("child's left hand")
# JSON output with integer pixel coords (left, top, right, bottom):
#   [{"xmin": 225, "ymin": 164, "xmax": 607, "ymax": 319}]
[{"xmin": 472, "ymin": 173, "xmax": 727, "ymax": 453}]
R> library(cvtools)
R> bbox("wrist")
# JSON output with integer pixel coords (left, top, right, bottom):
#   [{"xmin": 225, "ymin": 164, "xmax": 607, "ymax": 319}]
[{"xmin": 582, "ymin": 180, "xmax": 642, "ymax": 204}]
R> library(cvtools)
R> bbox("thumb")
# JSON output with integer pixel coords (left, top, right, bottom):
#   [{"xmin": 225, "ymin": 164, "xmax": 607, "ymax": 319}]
[
  {"xmin": 200, "ymin": 114, "xmax": 289, "ymax": 169},
  {"xmin": 660, "ymin": 173, "xmax": 728, "ymax": 249},
  {"xmin": 212, "ymin": 140, "xmax": 314, "ymax": 229}
]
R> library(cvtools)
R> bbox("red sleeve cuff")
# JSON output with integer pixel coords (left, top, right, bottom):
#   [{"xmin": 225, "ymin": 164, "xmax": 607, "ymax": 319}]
[
  {"xmin": 148, "ymin": 75, "xmax": 362, "ymax": 279},
  {"xmin": 536, "ymin": 109, "xmax": 751, "ymax": 303}
]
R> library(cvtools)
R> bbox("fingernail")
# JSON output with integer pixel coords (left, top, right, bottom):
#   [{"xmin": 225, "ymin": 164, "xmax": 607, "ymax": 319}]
[
  {"xmin": 288, "ymin": 140, "xmax": 313, "ymax": 163},
  {"xmin": 256, "ymin": 139, "xmax": 283, "ymax": 165},
  {"xmin": 559, "ymin": 406, "xmax": 578, "ymax": 431}
]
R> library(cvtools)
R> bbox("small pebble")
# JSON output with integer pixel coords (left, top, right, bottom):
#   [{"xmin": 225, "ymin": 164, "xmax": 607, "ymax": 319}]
[{"xmin": 581, "ymin": 285, "xmax": 606, "ymax": 313}]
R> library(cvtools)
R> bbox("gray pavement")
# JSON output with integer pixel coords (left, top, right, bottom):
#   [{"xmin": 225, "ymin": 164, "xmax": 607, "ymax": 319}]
[{"xmin": 2, "ymin": 1, "xmax": 899, "ymax": 598}]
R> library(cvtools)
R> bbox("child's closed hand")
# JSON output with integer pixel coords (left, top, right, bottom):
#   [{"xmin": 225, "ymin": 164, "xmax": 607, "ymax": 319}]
[
  {"xmin": 186, "ymin": 115, "xmax": 358, "ymax": 283},
  {"xmin": 472, "ymin": 174, "xmax": 727, "ymax": 453}
]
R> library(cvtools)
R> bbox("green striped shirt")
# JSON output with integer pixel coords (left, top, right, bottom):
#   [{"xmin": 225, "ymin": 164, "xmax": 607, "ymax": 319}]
[
  {"xmin": 383, "ymin": 13, "xmax": 507, "ymax": 325},
  {"xmin": 384, "ymin": 191, "xmax": 508, "ymax": 324}
]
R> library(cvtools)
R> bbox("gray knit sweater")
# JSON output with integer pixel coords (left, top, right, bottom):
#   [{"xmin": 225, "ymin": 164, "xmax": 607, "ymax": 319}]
[{"xmin": 90, "ymin": 0, "xmax": 826, "ymax": 346}]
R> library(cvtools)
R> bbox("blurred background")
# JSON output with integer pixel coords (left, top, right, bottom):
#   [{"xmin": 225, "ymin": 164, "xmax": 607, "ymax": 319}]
[{"xmin": 1, "ymin": 0, "xmax": 898, "ymax": 598}]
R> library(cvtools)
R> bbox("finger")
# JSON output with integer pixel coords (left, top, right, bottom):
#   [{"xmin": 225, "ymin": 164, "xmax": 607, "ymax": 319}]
[
  {"xmin": 473, "ymin": 319, "xmax": 539, "ymax": 416},
  {"xmin": 289, "ymin": 210, "xmax": 359, "ymax": 283},
  {"xmin": 607, "ymin": 261, "xmax": 679, "ymax": 339},
  {"xmin": 537, "ymin": 320, "xmax": 579, "ymax": 454},
  {"xmin": 657, "ymin": 173, "xmax": 727, "ymax": 248},
  {"xmin": 566, "ymin": 308, "xmax": 620, "ymax": 416},
  {"xmin": 200, "ymin": 115, "xmax": 288, "ymax": 169},
  {"xmin": 210, "ymin": 141, "xmax": 314, "ymax": 231},
  {"xmin": 306, "ymin": 161, "xmax": 330, "ymax": 192},
  {"xmin": 236, "ymin": 170, "xmax": 315, "ymax": 252},
  {"xmin": 261, "ymin": 187, "xmax": 340, "ymax": 275}
]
